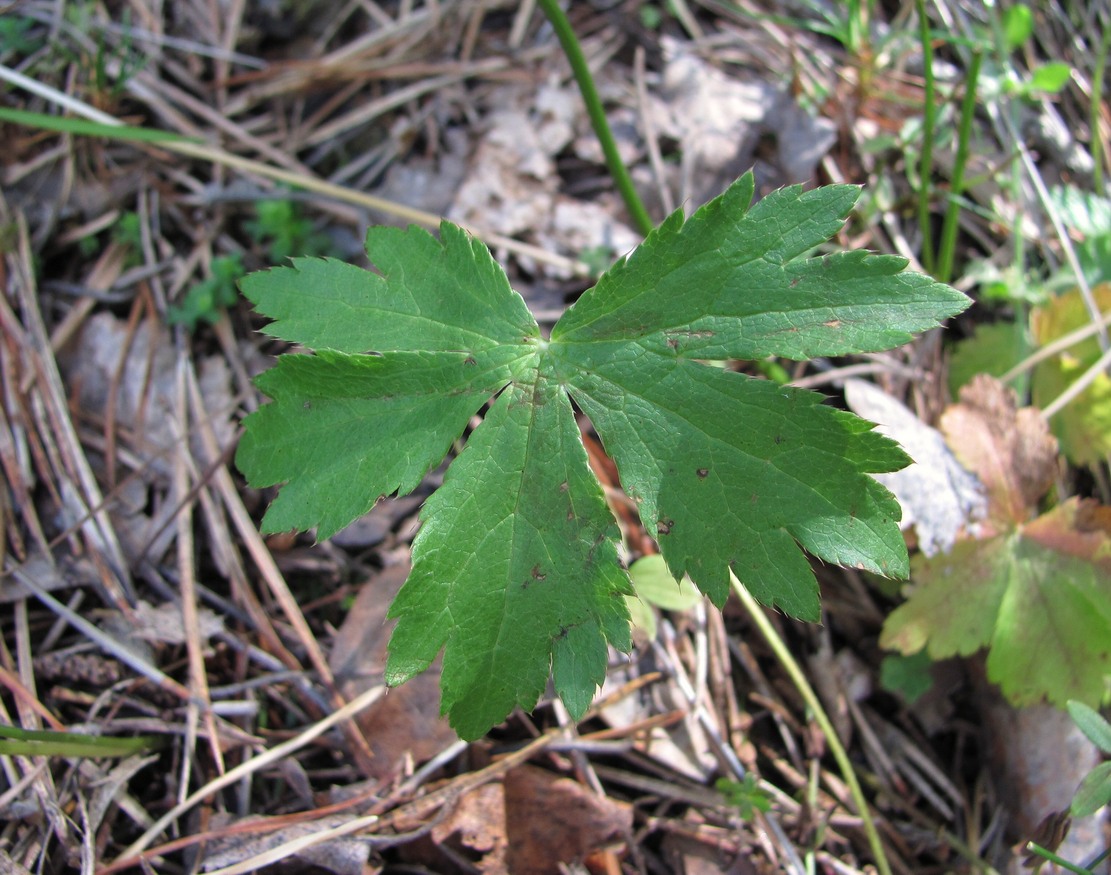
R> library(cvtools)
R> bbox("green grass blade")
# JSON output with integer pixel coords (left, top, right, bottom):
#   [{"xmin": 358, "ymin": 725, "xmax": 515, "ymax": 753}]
[
  {"xmin": 0, "ymin": 725, "xmax": 160, "ymax": 757},
  {"xmin": 936, "ymin": 49, "xmax": 983, "ymax": 285},
  {"xmin": 0, "ymin": 106, "xmax": 199, "ymax": 144},
  {"xmin": 916, "ymin": 0, "xmax": 936, "ymax": 275}
]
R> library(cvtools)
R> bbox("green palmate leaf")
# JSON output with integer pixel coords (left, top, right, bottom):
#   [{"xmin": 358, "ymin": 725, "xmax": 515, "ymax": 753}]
[
  {"xmin": 881, "ymin": 499, "xmax": 1111, "ymax": 708},
  {"xmin": 237, "ymin": 172, "xmax": 968, "ymax": 738}
]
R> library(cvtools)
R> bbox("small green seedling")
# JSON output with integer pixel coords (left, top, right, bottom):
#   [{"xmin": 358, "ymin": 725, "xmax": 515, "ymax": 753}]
[
  {"xmin": 245, "ymin": 197, "xmax": 334, "ymax": 263},
  {"xmin": 716, "ymin": 774, "xmax": 773, "ymax": 821},
  {"xmin": 879, "ymin": 650, "xmax": 935, "ymax": 705},
  {"xmin": 236, "ymin": 172, "xmax": 968, "ymax": 739},
  {"xmin": 168, "ymin": 253, "xmax": 243, "ymax": 331},
  {"xmin": 998, "ymin": 4, "xmax": 1072, "ymax": 96},
  {"xmin": 0, "ymin": 16, "xmax": 43, "ymax": 59}
]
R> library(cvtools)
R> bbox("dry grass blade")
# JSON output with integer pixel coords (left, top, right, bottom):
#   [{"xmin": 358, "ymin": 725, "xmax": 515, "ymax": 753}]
[
  {"xmin": 0, "ymin": 62, "xmax": 590, "ymax": 275},
  {"xmin": 183, "ymin": 370, "xmax": 378, "ymax": 772},
  {"xmin": 5, "ymin": 218, "xmax": 133, "ymax": 606},
  {"xmin": 114, "ymin": 683, "xmax": 385, "ymax": 863}
]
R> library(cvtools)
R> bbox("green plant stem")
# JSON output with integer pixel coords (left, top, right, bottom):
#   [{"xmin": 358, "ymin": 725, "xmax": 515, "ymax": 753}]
[
  {"xmin": 847, "ymin": 0, "xmax": 873, "ymax": 62},
  {"xmin": 936, "ymin": 49, "xmax": 983, "ymax": 285},
  {"xmin": 1092, "ymin": 26, "xmax": 1110, "ymax": 194},
  {"xmin": 536, "ymin": 0, "xmax": 654, "ymax": 237},
  {"xmin": 0, "ymin": 725, "xmax": 159, "ymax": 757},
  {"xmin": 915, "ymin": 0, "xmax": 936, "ymax": 275},
  {"xmin": 1025, "ymin": 842, "xmax": 1094, "ymax": 875},
  {"xmin": 732, "ymin": 578, "xmax": 893, "ymax": 875}
]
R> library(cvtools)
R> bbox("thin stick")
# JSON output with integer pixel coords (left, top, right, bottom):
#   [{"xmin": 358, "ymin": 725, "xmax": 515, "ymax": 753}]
[{"xmin": 115, "ymin": 684, "xmax": 385, "ymax": 861}]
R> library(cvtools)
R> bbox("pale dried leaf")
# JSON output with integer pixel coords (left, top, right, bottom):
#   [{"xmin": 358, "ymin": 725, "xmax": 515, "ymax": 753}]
[
  {"xmin": 659, "ymin": 37, "xmax": 834, "ymax": 202},
  {"xmin": 449, "ymin": 105, "xmax": 558, "ymax": 237},
  {"xmin": 979, "ymin": 686, "xmax": 1107, "ymax": 867},
  {"xmin": 64, "ymin": 313, "xmax": 234, "ymax": 480},
  {"xmin": 844, "ymin": 379, "xmax": 987, "ymax": 555},
  {"xmin": 130, "ymin": 599, "xmax": 224, "ymax": 645}
]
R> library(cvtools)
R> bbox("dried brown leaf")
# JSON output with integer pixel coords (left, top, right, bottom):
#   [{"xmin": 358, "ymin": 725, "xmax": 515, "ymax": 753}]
[
  {"xmin": 329, "ymin": 564, "xmax": 455, "ymax": 779},
  {"xmin": 941, "ymin": 374, "xmax": 1057, "ymax": 530},
  {"xmin": 431, "ymin": 783, "xmax": 507, "ymax": 873},
  {"xmin": 504, "ymin": 765, "xmax": 631, "ymax": 875}
]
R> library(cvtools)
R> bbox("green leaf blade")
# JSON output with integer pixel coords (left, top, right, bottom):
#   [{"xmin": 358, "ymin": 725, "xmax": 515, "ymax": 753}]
[
  {"xmin": 237, "ymin": 346, "xmax": 530, "ymax": 539},
  {"xmin": 237, "ymin": 220, "xmax": 543, "ymax": 541},
  {"xmin": 880, "ymin": 537, "xmax": 1009, "ymax": 658},
  {"xmin": 238, "ymin": 177, "xmax": 971, "ymax": 739},
  {"xmin": 1068, "ymin": 700, "xmax": 1111, "ymax": 753},
  {"xmin": 558, "ymin": 348, "xmax": 909, "ymax": 618},
  {"xmin": 882, "ymin": 501, "xmax": 1111, "ymax": 708},
  {"xmin": 385, "ymin": 367, "xmax": 632, "ymax": 740},
  {"xmin": 1071, "ymin": 760, "xmax": 1111, "ymax": 817},
  {"xmin": 1028, "ymin": 62, "xmax": 1071, "ymax": 94},
  {"xmin": 553, "ymin": 173, "xmax": 968, "ymax": 360},
  {"xmin": 240, "ymin": 222, "xmax": 538, "ymax": 353},
  {"xmin": 987, "ymin": 531, "xmax": 1111, "ymax": 707}
]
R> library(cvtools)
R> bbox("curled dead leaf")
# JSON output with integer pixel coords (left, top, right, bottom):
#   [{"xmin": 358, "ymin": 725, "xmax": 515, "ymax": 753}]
[{"xmin": 941, "ymin": 374, "xmax": 1057, "ymax": 530}]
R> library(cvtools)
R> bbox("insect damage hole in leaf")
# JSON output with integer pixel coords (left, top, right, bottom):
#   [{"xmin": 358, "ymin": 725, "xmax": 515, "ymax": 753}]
[{"xmin": 236, "ymin": 171, "xmax": 969, "ymax": 739}]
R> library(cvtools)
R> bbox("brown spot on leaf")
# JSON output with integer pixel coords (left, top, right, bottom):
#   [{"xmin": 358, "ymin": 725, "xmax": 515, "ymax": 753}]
[
  {"xmin": 531, "ymin": 564, "xmax": 547, "ymax": 581},
  {"xmin": 657, "ymin": 519, "xmax": 674, "ymax": 536},
  {"xmin": 697, "ymin": 468, "xmax": 709, "ymax": 478}
]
